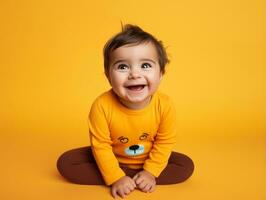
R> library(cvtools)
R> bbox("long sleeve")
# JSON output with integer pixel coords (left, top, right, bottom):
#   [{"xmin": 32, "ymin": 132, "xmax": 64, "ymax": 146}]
[
  {"xmin": 88, "ymin": 99, "xmax": 125, "ymax": 185},
  {"xmin": 143, "ymin": 99, "xmax": 177, "ymax": 177}
]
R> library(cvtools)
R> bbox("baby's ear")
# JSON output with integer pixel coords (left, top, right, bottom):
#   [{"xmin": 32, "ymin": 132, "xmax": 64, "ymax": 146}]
[
  {"xmin": 159, "ymin": 72, "xmax": 163, "ymax": 81},
  {"xmin": 105, "ymin": 72, "xmax": 111, "ymax": 85}
]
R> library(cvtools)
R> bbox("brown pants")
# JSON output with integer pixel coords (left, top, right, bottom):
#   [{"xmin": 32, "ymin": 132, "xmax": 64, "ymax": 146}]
[{"xmin": 57, "ymin": 146, "xmax": 194, "ymax": 185}]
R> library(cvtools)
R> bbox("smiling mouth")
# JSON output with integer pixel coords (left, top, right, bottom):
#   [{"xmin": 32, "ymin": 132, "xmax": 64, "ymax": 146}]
[{"xmin": 126, "ymin": 85, "xmax": 146, "ymax": 91}]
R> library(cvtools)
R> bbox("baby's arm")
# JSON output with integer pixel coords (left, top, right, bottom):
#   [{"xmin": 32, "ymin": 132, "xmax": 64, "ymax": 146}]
[
  {"xmin": 88, "ymin": 100, "xmax": 126, "ymax": 186},
  {"xmin": 142, "ymin": 99, "xmax": 177, "ymax": 181}
]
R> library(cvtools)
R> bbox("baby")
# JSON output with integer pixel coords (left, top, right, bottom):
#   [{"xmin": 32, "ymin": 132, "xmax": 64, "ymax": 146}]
[{"xmin": 57, "ymin": 24, "xmax": 194, "ymax": 199}]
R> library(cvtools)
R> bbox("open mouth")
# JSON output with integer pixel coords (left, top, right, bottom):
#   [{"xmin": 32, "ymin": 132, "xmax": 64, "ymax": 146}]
[{"xmin": 126, "ymin": 85, "xmax": 146, "ymax": 91}]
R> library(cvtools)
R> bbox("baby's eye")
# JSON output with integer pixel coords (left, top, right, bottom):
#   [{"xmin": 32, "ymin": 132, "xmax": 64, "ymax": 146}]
[
  {"xmin": 141, "ymin": 63, "xmax": 152, "ymax": 69},
  {"xmin": 117, "ymin": 64, "xmax": 129, "ymax": 70}
]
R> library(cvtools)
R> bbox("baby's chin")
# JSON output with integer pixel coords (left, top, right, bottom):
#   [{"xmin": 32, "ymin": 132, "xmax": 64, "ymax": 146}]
[{"xmin": 119, "ymin": 95, "xmax": 152, "ymax": 109}]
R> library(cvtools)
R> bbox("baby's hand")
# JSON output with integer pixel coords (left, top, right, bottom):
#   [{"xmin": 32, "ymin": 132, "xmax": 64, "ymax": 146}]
[
  {"xmin": 111, "ymin": 176, "xmax": 136, "ymax": 199},
  {"xmin": 133, "ymin": 170, "xmax": 156, "ymax": 193}
]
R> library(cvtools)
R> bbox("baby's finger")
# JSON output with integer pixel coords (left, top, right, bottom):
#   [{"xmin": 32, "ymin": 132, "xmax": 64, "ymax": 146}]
[
  {"xmin": 132, "ymin": 173, "xmax": 139, "ymax": 182},
  {"xmin": 126, "ymin": 187, "xmax": 132, "ymax": 194},
  {"xmin": 129, "ymin": 178, "xmax": 137, "ymax": 188},
  {"xmin": 117, "ymin": 189, "xmax": 126, "ymax": 199},
  {"xmin": 128, "ymin": 183, "xmax": 135, "ymax": 191},
  {"xmin": 135, "ymin": 176, "xmax": 144, "ymax": 185},
  {"xmin": 138, "ymin": 180, "xmax": 147, "ymax": 190},
  {"xmin": 149, "ymin": 184, "xmax": 156, "ymax": 193},
  {"xmin": 142, "ymin": 183, "xmax": 152, "ymax": 193},
  {"xmin": 137, "ymin": 179, "xmax": 145, "ymax": 187},
  {"xmin": 111, "ymin": 188, "xmax": 119, "ymax": 199}
]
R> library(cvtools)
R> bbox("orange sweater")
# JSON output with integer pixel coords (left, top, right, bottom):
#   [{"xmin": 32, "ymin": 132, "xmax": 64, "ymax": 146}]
[{"xmin": 88, "ymin": 89, "xmax": 177, "ymax": 185}]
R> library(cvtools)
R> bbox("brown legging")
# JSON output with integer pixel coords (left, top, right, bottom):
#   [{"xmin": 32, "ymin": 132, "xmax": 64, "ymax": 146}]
[{"xmin": 57, "ymin": 146, "xmax": 194, "ymax": 185}]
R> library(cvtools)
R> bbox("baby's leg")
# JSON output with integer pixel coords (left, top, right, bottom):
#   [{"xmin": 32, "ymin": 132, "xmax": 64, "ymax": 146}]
[
  {"xmin": 156, "ymin": 152, "xmax": 194, "ymax": 184},
  {"xmin": 57, "ymin": 146, "xmax": 105, "ymax": 185}
]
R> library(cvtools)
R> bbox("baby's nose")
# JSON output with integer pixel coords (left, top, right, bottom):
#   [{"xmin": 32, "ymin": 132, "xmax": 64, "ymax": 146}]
[{"xmin": 128, "ymin": 68, "xmax": 141, "ymax": 79}]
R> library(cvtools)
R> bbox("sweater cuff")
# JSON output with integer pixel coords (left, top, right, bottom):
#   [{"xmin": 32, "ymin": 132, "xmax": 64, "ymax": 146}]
[
  {"xmin": 104, "ymin": 169, "xmax": 126, "ymax": 186},
  {"xmin": 143, "ymin": 164, "xmax": 163, "ymax": 178}
]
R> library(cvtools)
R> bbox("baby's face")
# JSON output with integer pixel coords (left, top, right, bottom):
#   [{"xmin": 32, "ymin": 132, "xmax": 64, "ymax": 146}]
[{"xmin": 107, "ymin": 42, "xmax": 162, "ymax": 109}]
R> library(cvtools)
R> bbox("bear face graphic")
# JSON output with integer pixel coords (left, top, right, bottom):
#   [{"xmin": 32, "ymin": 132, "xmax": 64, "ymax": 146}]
[{"xmin": 116, "ymin": 133, "xmax": 150, "ymax": 156}]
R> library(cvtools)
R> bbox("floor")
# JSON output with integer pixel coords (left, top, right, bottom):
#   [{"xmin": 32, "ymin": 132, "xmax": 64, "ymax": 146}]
[{"xmin": 1, "ymin": 132, "xmax": 265, "ymax": 200}]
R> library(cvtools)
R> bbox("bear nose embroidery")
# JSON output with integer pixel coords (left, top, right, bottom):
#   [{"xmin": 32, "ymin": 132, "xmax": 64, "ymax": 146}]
[{"xmin": 129, "ymin": 145, "xmax": 139, "ymax": 153}]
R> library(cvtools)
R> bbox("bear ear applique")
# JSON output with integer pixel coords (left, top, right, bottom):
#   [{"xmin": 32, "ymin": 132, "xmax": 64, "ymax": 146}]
[
  {"xmin": 118, "ymin": 133, "xmax": 149, "ymax": 144},
  {"xmin": 139, "ymin": 133, "xmax": 149, "ymax": 141},
  {"xmin": 118, "ymin": 136, "xmax": 129, "ymax": 144}
]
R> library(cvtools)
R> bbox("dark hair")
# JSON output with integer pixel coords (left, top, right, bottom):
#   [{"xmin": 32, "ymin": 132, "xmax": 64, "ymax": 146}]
[{"xmin": 103, "ymin": 24, "xmax": 169, "ymax": 76}]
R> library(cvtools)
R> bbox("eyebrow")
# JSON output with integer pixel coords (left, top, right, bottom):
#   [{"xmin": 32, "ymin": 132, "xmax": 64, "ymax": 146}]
[{"xmin": 112, "ymin": 59, "xmax": 156, "ymax": 66}]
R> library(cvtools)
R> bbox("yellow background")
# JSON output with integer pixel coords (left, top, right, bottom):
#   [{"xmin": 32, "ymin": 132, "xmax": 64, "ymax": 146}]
[{"xmin": 1, "ymin": 0, "xmax": 265, "ymax": 199}]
